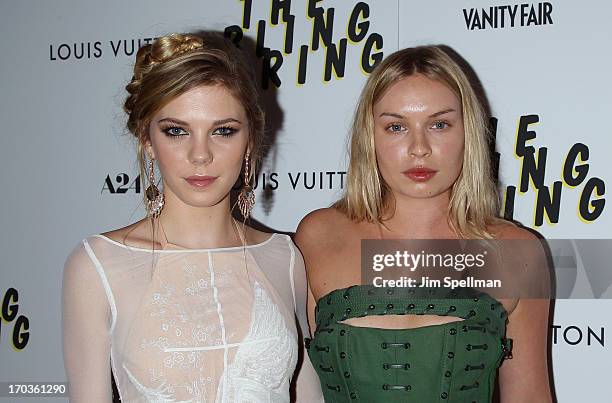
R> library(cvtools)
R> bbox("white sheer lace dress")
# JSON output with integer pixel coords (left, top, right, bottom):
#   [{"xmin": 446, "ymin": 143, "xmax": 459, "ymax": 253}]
[{"xmin": 62, "ymin": 233, "xmax": 323, "ymax": 403}]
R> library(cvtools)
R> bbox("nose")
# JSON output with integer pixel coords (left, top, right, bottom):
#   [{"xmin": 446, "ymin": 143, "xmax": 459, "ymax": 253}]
[
  {"xmin": 408, "ymin": 129, "xmax": 432, "ymax": 158},
  {"xmin": 188, "ymin": 134, "xmax": 213, "ymax": 165}
]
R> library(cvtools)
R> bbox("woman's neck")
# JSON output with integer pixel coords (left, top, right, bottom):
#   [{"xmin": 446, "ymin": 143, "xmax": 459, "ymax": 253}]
[
  {"xmin": 380, "ymin": 191, "xmax": 456, "ymax": 239},
  {"xmin": 153, "ymin": 191, "xmax": 240, "ymax": 249}
]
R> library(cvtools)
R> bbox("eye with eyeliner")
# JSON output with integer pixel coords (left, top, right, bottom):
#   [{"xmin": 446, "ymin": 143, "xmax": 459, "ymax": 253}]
[
  {"xmin": 212, "ymin": 126, "xmax": 238, "ymax": 137},
  {"xmin": 158, "ymin": 124, "xmax": 239, "ymax": 138},
  {"xmin": 160, "ymin": 125, "xmax": 189, "ymax": 138}
]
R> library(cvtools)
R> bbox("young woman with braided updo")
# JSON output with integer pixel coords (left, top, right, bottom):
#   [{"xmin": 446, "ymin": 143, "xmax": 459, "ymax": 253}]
[{"xmin": 62, "ymin": 32, "xmax": 323, "ymax": 402}]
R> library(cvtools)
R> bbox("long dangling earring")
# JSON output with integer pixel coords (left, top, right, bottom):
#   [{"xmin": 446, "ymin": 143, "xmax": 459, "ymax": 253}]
[
  {"xmin": 145, "ymin": 155, "xmax": 164, "ymax": 219},
  {"xmin": 237, "ymin": 153, "xmax": 255, "ymax": 218}
]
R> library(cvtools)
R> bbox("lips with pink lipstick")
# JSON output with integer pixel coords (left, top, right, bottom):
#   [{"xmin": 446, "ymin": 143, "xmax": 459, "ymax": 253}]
[
  {"xmin": 402, "ymin": 166, "xmax": 437, "ymax": 182},
  {"xmin": 185, "ymin": 175, "xmax": 217, "ymax": 188}
]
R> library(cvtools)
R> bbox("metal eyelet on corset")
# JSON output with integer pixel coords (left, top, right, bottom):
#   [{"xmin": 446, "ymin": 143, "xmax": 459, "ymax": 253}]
[
  {"xmin": 382, "ymin": 384, "xmax": 411, "ymax": 391},
  {"xmin": 382, "ymin": 342, "xmax": 410, "ymax": 349},
  {"xmin": 319, "ymin": 365, "xmax": 334, "ymax": 373},
  {"xmin": 463, "ymin": 325, "xmax": 486, "ymax": 333},
  {"xmin": 460, "ymin": 381, "xmax": 480, "ymax": 391},
  {"xmin": 466, "ymin": 343, "xmax": 488, "ymax": 351},
  {"xmin": 427, "ymin": 303, "xmax": 435, "ymax": 310},
  {"xmin": 343, "ymin": 288, "xmax": 351, "ymax": 299},
  {"xmin": 383, "ymin": 363, "xmax": 410, "ymax": 370},
  {"xmin": 386, "ymin": 288, "xmax": 394, "ymax": 295},
  {"xmin": 315, "ymin": 345, "xmax": 330, "ymax": 352},
  {"xmin": 327, "ymin": 384, "xmax": 341, "ymax": 392}
]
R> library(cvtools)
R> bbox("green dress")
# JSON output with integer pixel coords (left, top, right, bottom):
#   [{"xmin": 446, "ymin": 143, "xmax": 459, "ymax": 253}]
[{"xmin": 306, "ymin": 285, "xmax": 513, "ymax": 402}]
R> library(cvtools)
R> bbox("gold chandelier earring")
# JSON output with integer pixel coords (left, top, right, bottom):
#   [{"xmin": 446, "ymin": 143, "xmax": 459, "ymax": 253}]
[
  {"xmin": 145, "ymin": 155, "xmax": 164, "ymax": 219},
  {"xmin": 237, "ymin": 152, "xmax": 255, "ymax": 218}
]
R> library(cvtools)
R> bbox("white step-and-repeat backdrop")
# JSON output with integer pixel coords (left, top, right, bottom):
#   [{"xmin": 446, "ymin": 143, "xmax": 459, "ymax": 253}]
[{"xmin": 1, "ymin": 1, "xmax": 610, "ymax": 401}]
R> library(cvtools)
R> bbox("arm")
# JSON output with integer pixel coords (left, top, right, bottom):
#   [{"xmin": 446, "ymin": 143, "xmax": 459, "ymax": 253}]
[
  {"xmin": 288, "ymin": 238, "xmax": 324, "ymax": 403},
  {"xmin": 498, "ymin": 298, "xmax": 553, "ymax": 402},
  {"xmin": 62, "ymin": 241, "xmax": 113, "ymax": 402},
  {"xmin": 497, "ymin": 226, "xmax": 554, "ymax": 402},
  {"xmin": 294, "ymin": 208, "xmax": 328, "ymax": 336}
]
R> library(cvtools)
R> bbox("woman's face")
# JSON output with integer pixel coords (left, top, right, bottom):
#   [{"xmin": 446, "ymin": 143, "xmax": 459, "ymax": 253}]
[
  {"xmin": 145, "ymin": 85, "xmax": 249, "ymax": 209},
  {"xmin": 373, "ymin": 73, "xmax": 464, "ymax": 201}
]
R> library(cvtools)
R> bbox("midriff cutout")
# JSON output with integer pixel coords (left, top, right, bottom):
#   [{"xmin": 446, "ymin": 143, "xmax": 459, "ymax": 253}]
[{"xmin": 340, "ymin": 314, "xmax": 464, "ymax": 330}]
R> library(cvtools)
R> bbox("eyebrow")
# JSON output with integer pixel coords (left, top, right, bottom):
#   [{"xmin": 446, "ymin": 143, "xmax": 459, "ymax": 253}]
[
  {"xmin": 157, "ymin": 117, "xmax": 243, "ymax": 125},
  {"xmin": 378, "ymin": 108, "xmax": 457, "ymax": 119}
]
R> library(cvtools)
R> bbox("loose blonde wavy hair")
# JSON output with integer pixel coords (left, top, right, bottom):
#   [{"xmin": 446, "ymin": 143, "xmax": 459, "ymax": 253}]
[
  {"xmin": 123, "ymin": 32, "xmax": 265, "ymax": 215},
  {"xmin": 335, "ymin": 46, "xmax": 501, "ymax": 238}
]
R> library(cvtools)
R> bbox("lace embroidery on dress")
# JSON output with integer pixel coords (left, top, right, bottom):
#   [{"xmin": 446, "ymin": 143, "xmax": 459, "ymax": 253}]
[
  {"xmin": 63, "ymin": 234, "xmax": 325, "ymax": 403},
  {"xmin": 216, "ymin": 282, "xmax": 297, "ymax": 403},
  {"xmin": 123, "ymin": 364, "xmax": 182, "ymax": 403}
]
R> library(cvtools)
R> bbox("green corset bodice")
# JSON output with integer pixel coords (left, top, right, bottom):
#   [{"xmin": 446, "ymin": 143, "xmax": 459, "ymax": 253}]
[{"xmin": 306, "ymin": 285, "xmax": 512, "ymax": 402}]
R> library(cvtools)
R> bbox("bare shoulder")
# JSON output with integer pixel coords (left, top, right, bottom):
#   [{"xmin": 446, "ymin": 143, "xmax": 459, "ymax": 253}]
[
  {"xmin": 295, "ymin": 207, "xmax": 352, "ymax": 247},
  {"xmin": 488, "ymin": 220, "xmax": 544, "ymax": 262},
  {"xmin": 101, "ymin": 219, "xmax": 159, "ymax": 249},
  {"xmin": 489, "ymin": 220, "xmax": 541, "ymax": 240}
]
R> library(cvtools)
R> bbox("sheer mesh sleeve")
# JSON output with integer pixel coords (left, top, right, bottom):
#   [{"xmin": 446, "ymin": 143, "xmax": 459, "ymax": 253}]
[
  {"xmin": 62, "ymin": 240, "xmax": 113, "ymax": 402},
  {"xmin": 289, "ymin": 240, "xmax": 324, "ymax": 403}
]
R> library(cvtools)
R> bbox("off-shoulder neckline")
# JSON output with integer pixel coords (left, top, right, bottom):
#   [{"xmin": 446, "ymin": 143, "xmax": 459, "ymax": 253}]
[{"xmin": 92, "ymin": 232, "xmax": 282, "ymax": 253}]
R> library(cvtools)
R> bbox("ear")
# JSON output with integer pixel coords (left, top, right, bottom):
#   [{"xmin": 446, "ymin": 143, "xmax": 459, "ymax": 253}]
[{"xmin": 144, "ymin": 138, "xmax": 155, "ymax": 160}]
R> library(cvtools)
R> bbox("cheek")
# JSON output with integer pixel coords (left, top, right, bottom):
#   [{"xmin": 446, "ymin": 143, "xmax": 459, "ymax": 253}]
[
  {"xmin": 436, "ymin": 134, "xmax": 465, "ymax": 173},
  {"xmin": 152, "ymin": 140, "xmax": 184, "ymax": 173},
  {"xmin": 211, "ymin": 138, "xmax": 248, "ymax": 173},
  {"xmin": 375, "ymin": 134, "xmax": 406, "ymax": 173}
]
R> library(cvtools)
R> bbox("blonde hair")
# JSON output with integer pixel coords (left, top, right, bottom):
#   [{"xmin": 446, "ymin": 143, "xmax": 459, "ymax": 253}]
[
  {"xmin": 335, "ymin": 46, "xmax": 500, "ymax": 238},
  {"xmin": 123, "ymin": 32, "xmax": 265, "ymax": 214}
]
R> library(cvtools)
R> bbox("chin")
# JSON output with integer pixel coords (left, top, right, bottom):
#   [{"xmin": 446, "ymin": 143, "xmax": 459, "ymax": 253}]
[
  {"xmin": 166, "ymin": 182, "xmax": 231, "ymax": 209},
  {"xmin": 395, "ymin": 185, "xmax": 452, "ymax": 200},
  {"xmin": 181, "ymin": 195, "xmax": 228, "ymax": 208}
]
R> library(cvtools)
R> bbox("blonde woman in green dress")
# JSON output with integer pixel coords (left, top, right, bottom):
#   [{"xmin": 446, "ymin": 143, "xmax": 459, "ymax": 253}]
[{"xmin": 296, "ymin": 46, "xmax": 553, "ymax": 402}]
